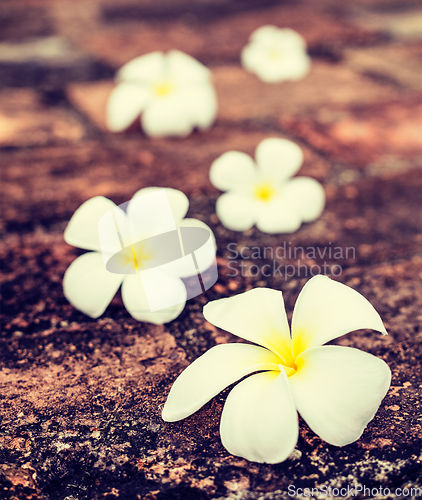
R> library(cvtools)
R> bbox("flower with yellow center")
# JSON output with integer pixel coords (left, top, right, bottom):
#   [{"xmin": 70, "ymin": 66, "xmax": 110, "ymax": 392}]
[
  {"xmin": 241, "ymin": 25, "xmax": 311, "ymax": 83},
  {"xmin": 106, "ymin": 50, "xmax": 218, "ymax": 137},
  {"xmin": 162, "ymin": 276, "xmax": 391, "ymax": 463},
  {"xmin": 209, "ymin": 137, "xmax": 325, "ymax": 233},
  {"xmin": 63, "ymin": 187, "xmax": 215, "ymax": 324}
]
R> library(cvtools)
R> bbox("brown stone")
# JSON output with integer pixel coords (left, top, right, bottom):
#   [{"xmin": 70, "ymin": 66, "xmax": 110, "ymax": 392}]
[
  {"xmin": 216, "ymin": 62, "xmax": 399, "ymax": 123},
  {"xmin": 0, "ymin": 36, "xmax": 113, "ymax": 88},
  {"xmin": 348, "ymin": 6, "xmax": 422, "ymax": 40},
  {"xmin": 67, "ymin": 80, "xmax": 113, "ymax": 130},
  {"xmin": 280, "ymin": 97, "xmax": 422, "ymax": 168},
  {"xmin": 0, "ymin": 88, "xmax": 84, "ymax": 147},
  {"xmin": 344, "ymin": 42, "xmax": 422, "ymax": 92},
  {"xmin": 74, "ymin": 2, "xmax": 380, "ymax": 68}
]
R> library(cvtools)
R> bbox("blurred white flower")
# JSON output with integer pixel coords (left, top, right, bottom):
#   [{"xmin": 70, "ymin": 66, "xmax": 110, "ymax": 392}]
[
  {"xmin": 209, "ymin": 137, "xmax": 325, "ymax": 233},
  {"xmin": 106, "ymin": 50, "xmax": 218, "ymax": 137},
  {"xmin": 162, "ymin": 275, "xmax": 391, "ymax": 464},
  {"xmin": 63, "ymin": 187, "xmax": 215, "ymax": 324},
  {"xmin": 241, "ymin": 25, "xmax": 311, "ymax": 83}
]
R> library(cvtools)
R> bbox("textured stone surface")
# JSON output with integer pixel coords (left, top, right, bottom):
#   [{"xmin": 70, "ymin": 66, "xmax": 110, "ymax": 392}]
[
  {"xmin": 0, "ymin": 88, "xmax": 85, "ymax": 147},
  {"xmin": 1, "ymin": 1, "xmax": 422, "ymax": 499},
  {"xmin": 0, "ymin": 37, "xmax": 113, "ymax": 89},
  {"xmin": 77, "ymin": 2, "xmax": 381, "ymax": 68},
  {"xmin": 280, "ymin": 97, "xmax": 422, "ymax": 169},
  {"xmin": 344, "ymin": 42, "xmax": 422, "ymax": 92}
]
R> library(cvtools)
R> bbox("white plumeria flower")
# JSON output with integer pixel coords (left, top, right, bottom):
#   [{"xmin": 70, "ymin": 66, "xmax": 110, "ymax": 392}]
[
  {"xmin": 162, "ymin": 275, "xmax": 391, "ymax": 464},
  {"xmin": 241, "ymin": 25, "xmax": 311, "ymax": 83},
  {"xmin": 63, "ymin": 188, "xmax": 215, "ymax": 325},
  {"xmin": 209, "ymin": 137, "xmax": 325, "ymax": 233},
  {"xmin": 106, "ymin": 50, "xmax": 218, "ymax": 138}
]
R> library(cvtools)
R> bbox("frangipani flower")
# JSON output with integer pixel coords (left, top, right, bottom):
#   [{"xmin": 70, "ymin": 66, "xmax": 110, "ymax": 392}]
[
  {"xmin": 241, "ymin": 25, "xmax": 311, "ymax": 83},
  {"xmin": 162, "ymin": 276, "xmax": 391, "ymax": 464},
  {"xmin": 63, "ymin": 187, "xmax": 216, "ymax": 324},
  {"xmin": 209, "ymin": 138, "xmax": 325, "ymax": 233},
  {"xmin": 106, "ymin": 50, "xmax": 218, "ymax": 137}
]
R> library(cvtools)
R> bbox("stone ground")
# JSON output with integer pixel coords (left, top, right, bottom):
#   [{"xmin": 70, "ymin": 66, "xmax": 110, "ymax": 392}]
[{"xmin": 1, "ymin": 0, "xmax": 422, "ymax": 499}]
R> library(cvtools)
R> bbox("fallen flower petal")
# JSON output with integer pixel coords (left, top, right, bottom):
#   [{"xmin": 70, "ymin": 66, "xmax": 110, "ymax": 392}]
[
  {"xmin": 220, "ymin": 370, "xmax": 299, "ymax": 464},
  {"xmin": 162, "ymin": 343, "xmax": 281, "ymax": 422},
  {"xmin": 290, "ymin": 345, "xmax": 391, "ymax": 446}
]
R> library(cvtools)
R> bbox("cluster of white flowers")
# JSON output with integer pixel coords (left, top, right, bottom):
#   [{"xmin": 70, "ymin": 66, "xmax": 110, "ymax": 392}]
[
  {"xmin": 106, "ymin": 26, "xmax": 310, "ymax": 137},
  {"xmin": 61, "ymin": 23, "xmax": 392, "ymax": 467},
  {"xmin": 105, "ymin": 27, "xmax": 315, "ymax": 234}
]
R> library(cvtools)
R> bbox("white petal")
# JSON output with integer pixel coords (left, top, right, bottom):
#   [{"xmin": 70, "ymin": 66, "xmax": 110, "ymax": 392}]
[
  {"xmin": 138, "ymin": 264, "xmax": 187, "ymax": 312},
  {"xmin": 184, "ymin": 83, "xmax": 218, "ymax": 130},
  {"xmin": 249, "ymin": 61, "xmax": 281, "ymax": 84},
  {"xmin": 255, "ymin": 195, "xmax": 302, "ymax": 234},
  {"xmin": 64, "ymin": 196, "xmax": 118, "ymax": 252},
  {"xmin": 291, "ymin": 275, "xmax": 387, "ymax": 357},
  {"xmin": 220, "ymin": 370, "xmax": 299, "ymax": 464},
  {"xmin": 162, "ymin": 343, "xmax": 281, "ymax": 422},
  {"xmin": 126, "ymin": 189, "xmax": 177, "ymax": 243},
  {"xmin": 215, "ymin": 192, "xmax": 256, "ymax": 232},
  {"xmin": 241, "ymin": 45, "xmax": 305, "ymax": 83},
  {"xmin": 178, "ymin": 218, "xmax": 217, "ymax": 275},
  {"xmin": 106, "ymin": 82, "xmax": 151, "ymax": 132},
  {"xmin": 290, "ymin": 345, "xmax": 391, "ymax": 446},
  {"xmin": 132, "ymin": 187, "xmax": 189, "ymax": 222},
  {"xmin": 277, "ymin": 53, "xmax": 311, "ymax": 81},
  {"xmin": 255, "ymin": 138, "xmax": 303, "ymax": 183},
  {"xmin": 117, "ymin": 51, "xmax": 165, "ymax": 83},
  {"xmin": 249, "ymin": 25, "xmax": 280, "ymax": 44},
  {"xmin": 122, "ymin": 273, "xmax": 185, "ymax": 324},
  {"xmin": 240, "ymin": 43, "xmax": 264, "ymax": 75},
  {"xmin": 97, "ymin": 204, "xmax": 131, "ymax": 266},
  {"xmin": 273, "ymin": 28, "xmax": 308, "ymax": 49},
  {"xmin": 167, "ymin": 50, "xmax": 211, "ymax": 84},
  {"xmin": 141, "ymin": 95, "xmax": 193, "ymax": 137},
  {"xmin": 63, "ymin": 252, "xmax": 123, "ymax": 318},
  {"xmin": 203, "ymin": 288, "xmax": 294, "ymax": 366},
  {"xmin": 209, "ymin": 151, "xmax": 256, "ymax": 192},
  {"xmin": 248, "ymin": 26, "xmax": 306, "ymax": 49},
  {"xmin": 282, "ymin": 177, "xmax": 325, "ymax": 222},
  {"xmin": 253, "ymin": 54, "xmax": 310, "ymax": 83}
]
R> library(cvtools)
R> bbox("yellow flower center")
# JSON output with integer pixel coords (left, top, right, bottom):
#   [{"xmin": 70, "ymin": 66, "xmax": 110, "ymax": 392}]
[
  {"xmin": 268, "ymin": 49, "xmax": 284, "ymax": 61},
  {"xmin": 278, "ymin": 352, "xmax": 298, "ymax": 377},
  {"xmin": 153, "ymin": 81, "xmax": 175, "ymax": 97},
  {"xmin": 118, "ymin": 243, "xmax": 153, "ymax": 272},
  {"xmin": 131, "ymin": 244, "xmax": 139, "ymax": 272},
  {"xmin": 105, "ymin": 241, "xmax": 155, "ymax": 275},
  {"xmin": 260, "ymin": 329, "xmax": 299, "ymax": 377},
  {"xmin": 292, "ymin": 329, "xmax": 310, "ymax": 359},
  {"xmin": 262, "ymin": 328, "xmax": 309, "ymax": 378},
  {"xmin": 254, "ymin": 182, "xmax": 276, "ymax": 202},
  {"xmin": 279, "ymin": 363, "xmax": 297, "ymax": 377}
]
